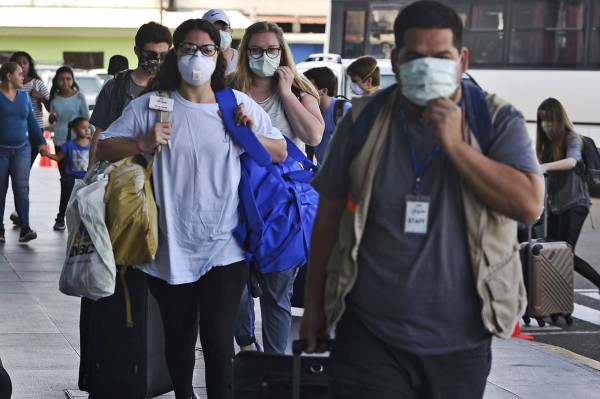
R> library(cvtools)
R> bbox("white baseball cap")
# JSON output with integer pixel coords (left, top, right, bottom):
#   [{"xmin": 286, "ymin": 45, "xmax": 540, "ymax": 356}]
[{"xmin": 202, "ymin": 9, "xmax": 231, "ymax": 26}]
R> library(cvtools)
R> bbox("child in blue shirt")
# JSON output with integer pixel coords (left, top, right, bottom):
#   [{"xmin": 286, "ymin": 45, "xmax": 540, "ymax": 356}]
[{"xmin": 44, "ymin": 117, "xmax": 90, "ymax": 229}]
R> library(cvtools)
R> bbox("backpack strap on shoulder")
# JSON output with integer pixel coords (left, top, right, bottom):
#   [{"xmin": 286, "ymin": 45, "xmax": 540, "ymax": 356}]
[
  {"xmin": 346, "ymin": 84, "xmax": 398, "ymax": 162},
  {"xmin": 461, "ymin": 80, "xmax": 495, "ymax": 154},
  {"xmin": 214, "ymin": 88, "xmax": 272, "ymax": 167}
]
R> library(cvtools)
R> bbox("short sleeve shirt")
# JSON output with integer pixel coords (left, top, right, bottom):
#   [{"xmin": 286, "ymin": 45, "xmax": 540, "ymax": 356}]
[
  {"xmin": 312, "ymin": 91, "xmax": 541, "ymax": 355},
  {"xmin": 22, "ymin": 78, "xmax": 50, "ymax": 129},
  {"xmin": 255, "ymin": 88, "xmax": 306, "ymax": 153},
  {"xmin": 60, "ymin": 140, "xmax": 90, "ymax": 179},
  {"xmin": 90, "ymin": 73, "xmax": 144, "ymax": 130},
  {"xmin": 314, "ymin": 97, "xmax": 352, "ymax": 163},
  {"xmin": 101, "ymin": 89, "xmax": 284, "ymax": 284}
]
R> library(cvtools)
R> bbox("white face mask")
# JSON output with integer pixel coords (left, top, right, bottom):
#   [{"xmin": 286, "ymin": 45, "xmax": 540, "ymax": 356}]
[
  {"xmin": 350, "ymin": 82, "xmax": 364, "ymax": 96},
  {"xmin": 398, "ymin": 56, "xmax": 461, "ymax": 106},
  {"xmin": 541, "ymin": 121, "xmax": 552, "ymax": 132},
  {"xmin": 177, "ymin": 52, "xmax": 216, "ymax": 86},
  {"xmin": 219, "ymin": 30, "xmax": 233, "ymax": 52},
  {"xmin": 248, "ymin": 54, "xmax": 280, "ymax": 77}
]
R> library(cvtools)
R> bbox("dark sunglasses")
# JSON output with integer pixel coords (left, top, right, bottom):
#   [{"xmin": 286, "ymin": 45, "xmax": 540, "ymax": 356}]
[{"xmin": 140, "ymin": 49, "xmax": 168, "ymax": 61}]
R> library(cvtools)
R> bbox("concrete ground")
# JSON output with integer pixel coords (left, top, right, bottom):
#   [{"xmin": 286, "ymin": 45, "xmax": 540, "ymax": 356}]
[{"xmin": 1, "ymin": 167, "xmax": 600, "ymax": 399}]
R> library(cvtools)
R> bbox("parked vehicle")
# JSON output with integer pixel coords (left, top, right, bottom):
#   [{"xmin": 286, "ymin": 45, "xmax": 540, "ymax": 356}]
[{"xmin": 296, "ymin": 53, "xmax": 396, "ymax": 98}]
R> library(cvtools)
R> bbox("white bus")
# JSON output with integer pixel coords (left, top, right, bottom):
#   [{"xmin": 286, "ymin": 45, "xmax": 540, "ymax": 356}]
[{"xmin": 327, "ymin": 0, "xmax": 600, "ymax": 141}]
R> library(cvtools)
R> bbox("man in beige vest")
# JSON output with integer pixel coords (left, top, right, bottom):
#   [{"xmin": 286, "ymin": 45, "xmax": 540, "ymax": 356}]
[{"xmin": 300, "ymin": 1, "xmax": 544, "ymax": 398}]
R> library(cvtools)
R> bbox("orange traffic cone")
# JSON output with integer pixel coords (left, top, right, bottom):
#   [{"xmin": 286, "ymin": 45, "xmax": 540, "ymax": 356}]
[
  {"xmin": 38, "ymin": 130, "xmax": 58, "ymax": 168},
  {"xmin": 512, "ymin": 321, "xmax": 534, "ymax": 341}
]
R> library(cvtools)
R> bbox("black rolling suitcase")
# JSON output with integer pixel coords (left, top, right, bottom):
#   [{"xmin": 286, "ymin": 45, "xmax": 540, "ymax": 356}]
[
  {"xmin": 232, "ymin": 339, "xmax": 333, "ymax": 399},
  {"xmin": 0, "ymin": 357, "xmax": 12, "ymax": 399},
  {"xmin": 79, "ymin": 267, "xmax": 173, "ymax": 399},
  {"xmin": 519, "ymin": 184, "xmax": 574, "ymax": 327}
]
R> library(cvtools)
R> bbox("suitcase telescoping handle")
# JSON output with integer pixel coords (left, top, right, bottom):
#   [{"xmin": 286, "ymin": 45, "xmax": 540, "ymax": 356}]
[{"xmin": 292, "ymin": 339, "xmax": 333, "ymax": 399}]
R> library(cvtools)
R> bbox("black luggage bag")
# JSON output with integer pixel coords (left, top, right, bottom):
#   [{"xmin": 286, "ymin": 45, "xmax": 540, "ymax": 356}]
[
  {"xmin": 0, "ymin": 357, "xmax": 12, "ymax": 399},
  {"xmin": 232, "ymin": 339, "xmax": 333, "ymax": 399},
  {"xmin": 79, "ymin": 267, "xmax": 173, "ymax": 399}
]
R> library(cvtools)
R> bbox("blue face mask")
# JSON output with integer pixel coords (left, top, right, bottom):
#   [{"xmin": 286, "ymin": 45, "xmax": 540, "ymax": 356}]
[
  {"xmin": 398, "ymin": 57, "xmax": 460, "ymax": 106},
  {"xmin": 248, "ymin": 54, "xmax": 280, "ymax": 77},
  {"xmin": 219, "ymin": 30, "xmax": 233, "ymax": 51}
]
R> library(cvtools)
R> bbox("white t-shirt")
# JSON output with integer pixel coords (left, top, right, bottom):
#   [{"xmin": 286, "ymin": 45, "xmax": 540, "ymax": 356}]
[
  {"xmin": 101, "ymin": 89, "xmax": 283, "ymax": 284},
  {"xmin": 225, "ymin": 48, "xmax": 239, "ymax": 75},
  {"xmin": 22, "ymin": 78, "xmax": 50, "ymax": 129}
]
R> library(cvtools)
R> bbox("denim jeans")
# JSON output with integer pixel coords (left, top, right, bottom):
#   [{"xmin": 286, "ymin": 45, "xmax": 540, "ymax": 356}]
[
  {"xmin": 0, "ymin": 142, "xmax": 32, "ymax": 228},
  {"xmin": 235, "ymin": 267, "xmax": 298, "ymax": 353},
  {"xmin": 329, "ymin": 310, "xmax": 492, "ymax": 399}
]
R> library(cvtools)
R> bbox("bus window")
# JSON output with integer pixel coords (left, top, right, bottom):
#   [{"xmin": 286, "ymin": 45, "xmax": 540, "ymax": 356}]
[
  {"xmin": 459, "ymin": 2, "xmax": 506, "ymax": 66},
  {"xmin": 343, "ymin": 10, "xmax": 366, "ymax": 58},
  {"xmin": 510, "ymin": 0, "xmax": 585, "ymax": 67},
  {"xmin": 367, "ymin": 5, "xmax": 400, "ymax": 59},
  {"xmin": 588, "ymin": 0, "xmax": 600, "ymax": 66}
]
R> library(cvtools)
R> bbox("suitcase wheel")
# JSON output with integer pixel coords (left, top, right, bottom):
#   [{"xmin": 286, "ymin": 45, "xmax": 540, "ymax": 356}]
[
  {"xmin": 535, "ymin": 317, "xmax": 546, "ymax": 327},
  {"xmin": 523, "ymin": 315, "xmax": 531, "ymax": 326},
  {"xmin": 565, "ymin": 315, "xmax": 574, "ymax": 325},
  {"xmin": 550, "ymin": 314, "xmax": 559, "ymax": 323}
]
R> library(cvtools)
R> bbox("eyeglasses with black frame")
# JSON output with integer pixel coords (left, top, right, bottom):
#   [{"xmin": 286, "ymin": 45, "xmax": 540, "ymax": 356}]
[
  {"xmin": 140, "ymin": 49, "xmax": 169, "ymax": 61},
  {"xmin": 247, "ymin": 47, "xmax": 281, "ymax": 59},
  {"xmin": 178, "ymin": 42, "xmax": 219, "ymax": 57}
]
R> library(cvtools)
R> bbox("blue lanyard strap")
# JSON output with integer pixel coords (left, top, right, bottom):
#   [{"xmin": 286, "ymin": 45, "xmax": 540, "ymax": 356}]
[{"xmin": 399, "ymin": 98, "xmax": 441, "ymax": 193}]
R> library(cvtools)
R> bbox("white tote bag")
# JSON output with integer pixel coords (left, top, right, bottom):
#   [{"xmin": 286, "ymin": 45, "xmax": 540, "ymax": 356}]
[{"xmin": 59, "ymin": 178, "xmax": 116, "ymax": 300}]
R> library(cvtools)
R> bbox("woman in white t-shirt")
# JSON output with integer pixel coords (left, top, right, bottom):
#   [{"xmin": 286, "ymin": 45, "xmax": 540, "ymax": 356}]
[{"xmin": 97, "ymin": 18, "xmax": 286, "ymax": 399}]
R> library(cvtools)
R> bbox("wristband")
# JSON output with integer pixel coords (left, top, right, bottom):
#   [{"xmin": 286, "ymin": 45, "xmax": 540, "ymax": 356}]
[{"xmin": 132, "ymin": 138, "xmax": 144, "ymax": 153}]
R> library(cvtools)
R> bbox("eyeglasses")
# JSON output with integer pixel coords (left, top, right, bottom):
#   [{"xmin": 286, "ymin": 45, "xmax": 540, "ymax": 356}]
[
  {"xmin": 178, "ymin": 42, "xmax": 218, "ymax": 57},
  {"xmin": 247, "ymin": 47, "xmax": 281, "ymax": 59},
  {"xmin": 140, "ymin": 49, "xmax": 169, "ymax": 61}
]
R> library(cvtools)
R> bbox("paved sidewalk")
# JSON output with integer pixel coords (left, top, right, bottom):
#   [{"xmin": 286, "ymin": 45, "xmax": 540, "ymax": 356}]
[{"xmin": 1, "ymin": 167, "xmax": 600, "ymax": 398}]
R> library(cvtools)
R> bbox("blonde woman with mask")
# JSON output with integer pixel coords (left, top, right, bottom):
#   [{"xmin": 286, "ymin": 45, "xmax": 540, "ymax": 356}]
[{"xmin": 228, "ymin": 21, "xmax": 324, "ymax": 354}]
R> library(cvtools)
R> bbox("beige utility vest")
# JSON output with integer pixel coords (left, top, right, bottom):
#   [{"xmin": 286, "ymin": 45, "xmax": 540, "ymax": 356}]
[{"xmin": 324, "ymin": 87, "xmax": 527, "ymax": 339}]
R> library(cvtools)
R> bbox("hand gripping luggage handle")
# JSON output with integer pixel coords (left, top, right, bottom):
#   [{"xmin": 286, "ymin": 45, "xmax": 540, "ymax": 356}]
[
  {"xmin": 292, "ymin": 339, "xmax": 333, "ymax": 399},
  {"xmin": 215, "ymin": 88, "xmax": 272, "ymax": 167}
]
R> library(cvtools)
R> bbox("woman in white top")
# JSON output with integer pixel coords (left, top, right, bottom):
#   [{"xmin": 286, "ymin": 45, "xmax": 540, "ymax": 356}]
[{"xmin": 97, "ymin": 18, "xmax": 287, "ymax": 399}]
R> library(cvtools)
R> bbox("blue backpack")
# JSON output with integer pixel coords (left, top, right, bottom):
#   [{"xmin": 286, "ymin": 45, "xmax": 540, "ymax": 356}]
[{"xmin": 215, "ymin": 88, "xmax": 319, "ymax": 274}]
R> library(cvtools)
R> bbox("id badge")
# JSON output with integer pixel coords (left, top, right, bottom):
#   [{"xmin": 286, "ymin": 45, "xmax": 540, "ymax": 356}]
[{"xmin": 404, "ymin": 194, "xmax": 430, "ymax": 235}]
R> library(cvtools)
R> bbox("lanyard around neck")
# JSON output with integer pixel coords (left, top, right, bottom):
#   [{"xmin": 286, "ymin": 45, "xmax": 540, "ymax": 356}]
[{"xmin": 399, "ymin": 97, "xmax": 441, "ymax": 193}]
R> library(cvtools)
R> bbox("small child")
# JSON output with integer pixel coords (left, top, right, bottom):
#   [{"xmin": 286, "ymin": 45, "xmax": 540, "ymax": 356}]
[{"xmin": 44, "ymin": 117, "xmax": 91, "ymax": 230}]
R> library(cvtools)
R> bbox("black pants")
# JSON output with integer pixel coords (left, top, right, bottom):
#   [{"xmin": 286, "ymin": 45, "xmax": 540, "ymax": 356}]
[
  {"xmin": 56, "ymin": 146, "xmax": 71, "ymax": 217},
  {"xmin": 548, "ymin": 205, "xmax": 600, "ymax": 290},
  {"xmin": 147, "ymin": 262, "xmax": 247, "ymax": 399},
  {"xmin": 329, "ymin": 311, "xmax": 491, "ymax": 399}
]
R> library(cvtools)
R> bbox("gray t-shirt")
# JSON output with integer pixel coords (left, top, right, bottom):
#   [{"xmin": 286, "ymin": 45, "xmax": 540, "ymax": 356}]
[
  {"xmin": 90, "ymin": 72, "xmax": 144, "ymax": 130},
  {"xmin": 255, "ymin": 88, "xmax": 305, "ymax": 152},
  {"xmin": 546, "ymin": 131, "xmax": 591, "ymax": 213},
  {"xmin": 313, "ymin": 93, "xmax": 541, "ymax": 355}
]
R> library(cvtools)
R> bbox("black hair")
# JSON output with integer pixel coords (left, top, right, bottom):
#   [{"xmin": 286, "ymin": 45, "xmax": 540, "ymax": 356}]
[
  {"xmin": 0, "ymin": 62, "xmax": 20, "ymax": 83},
  {"xmin": 144, "ymin": 19, "xmax": 227, "ymax": 94},
  {"xmin": 9, "ymin": 51, "xmax": 41, "ymax": 80},
  {"xmin": 50, "ymin": 66, "xmax": 80, "ymax": 101},
  {"xmin": 135, "ymin": 21, "xmax": 173, "ymax": 49},
  {"xmin": 303, "ymin": 67, "xmax": 337, "ymax": 96},
  {"xmin": 107, "ymin": 55, "xmax": 129, "ymax": 75},
  {"xmin": 394, "ymin": 0, "xmax": 463, "ymax": 51},
  {"xmin": 68, "ymin": 116, "xmax": 89, "ymax": 133}
]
